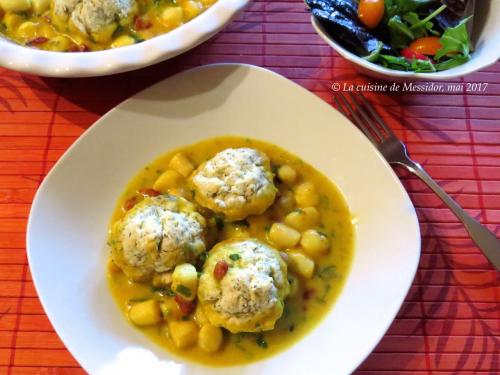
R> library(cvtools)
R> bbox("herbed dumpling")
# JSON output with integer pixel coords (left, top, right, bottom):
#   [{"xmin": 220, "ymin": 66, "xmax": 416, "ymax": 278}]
[
  {"xmin": 52, "ymin": 0, "xmax": 136, "ymax": 35},
  {"xmin": 198, "ymin": 239, "xmax": 290, "ymax": 333},
  {"xmin": 190, "ymin": 148, "xmax": 277, "ymax": 221},
  {"xmin": 109, "ymin": 195, "xmax": 206, "ymax": 282}
]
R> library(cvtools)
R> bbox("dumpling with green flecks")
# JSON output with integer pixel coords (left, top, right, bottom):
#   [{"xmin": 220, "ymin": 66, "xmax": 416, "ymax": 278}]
[
  {"xmin": 189, "ymin": 148, "xmax": 277, "ymax": 221},
  {"xmin": 198, "ymin": 238, "xmax": 290, "ymax": 333},
  {"xmin": 109, "ymin": 195, "xmax": 206, "ymax": 282}
]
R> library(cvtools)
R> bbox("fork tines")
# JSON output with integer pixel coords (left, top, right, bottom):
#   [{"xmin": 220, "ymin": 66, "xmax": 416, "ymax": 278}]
[{"xmin": 334, "ymin": 91, "xmax": 394, "ymax": 144}]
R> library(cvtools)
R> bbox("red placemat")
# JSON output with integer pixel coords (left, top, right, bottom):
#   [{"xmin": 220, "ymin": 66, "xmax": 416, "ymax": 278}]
[{"xmin": 0, "ymin": 1, "xmax": 499, "ymax": 374}]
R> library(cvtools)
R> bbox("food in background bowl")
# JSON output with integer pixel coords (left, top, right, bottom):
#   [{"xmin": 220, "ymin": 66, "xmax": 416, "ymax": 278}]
[
  {"xmin": 107, "ymin": 136, "xmax": 355, "ymax": 366},
  {"xmin": 0, "ymin": 0, "xmax": 217, "ymax": 51},
  {"xmin": 306, "ymin": 0, "xmax": 476, "ymax": 73}
]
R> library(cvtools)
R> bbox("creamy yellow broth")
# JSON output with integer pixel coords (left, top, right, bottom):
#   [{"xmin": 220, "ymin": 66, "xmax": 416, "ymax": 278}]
[
  {"xmin": 107, "ymin": 136, "xmax": 355, "ymax": 366},
  {"xmin": 0, "ymin": 0, "xmax": 216, "ymax": 51}
]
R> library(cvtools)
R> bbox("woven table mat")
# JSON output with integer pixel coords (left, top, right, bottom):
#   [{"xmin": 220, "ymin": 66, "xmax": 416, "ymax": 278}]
[{"xmin": 0, "ymin": 1, "xmax": 499, "ymax": 373}]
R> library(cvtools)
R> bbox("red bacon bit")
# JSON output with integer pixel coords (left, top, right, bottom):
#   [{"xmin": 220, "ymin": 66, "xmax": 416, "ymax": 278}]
[
  {"xmin": 174, "ymin": 295, "xmax": 196, "ymax": 315},
  {"xmin": 302, "ymin": 288, "xmax": 316, "ymax": 300},
  {"xmin": 123, "ymin": 196, "xmax": 140, "ymax": 211},
  {"xmin": 137, "ymin": 188, "xmax": 160, "ymax": 197},
  {"xmin": 134, "ymin": 16, "xmax": 152, "ymax": 30},
  {"xmin": 28, "ymin": 37, "xmax": 48, "ymax": 46},
  {"xmin": 68, "ymin": 44, "xmax": 91, "ymax": 52},
  {"xmin": 213, "ymin": 260, "xmax": 229, "ymax": 280}
]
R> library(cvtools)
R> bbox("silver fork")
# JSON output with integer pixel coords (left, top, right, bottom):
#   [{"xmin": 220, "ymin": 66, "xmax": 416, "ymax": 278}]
[{"xmin": 335, "ymin": 91, "xmax": 500, "ymax": 271}]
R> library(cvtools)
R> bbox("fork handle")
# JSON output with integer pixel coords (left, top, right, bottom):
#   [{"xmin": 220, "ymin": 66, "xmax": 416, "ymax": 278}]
[{"xmin": 397, "ymin": 158, "xmax": 500, "ymax": 271}]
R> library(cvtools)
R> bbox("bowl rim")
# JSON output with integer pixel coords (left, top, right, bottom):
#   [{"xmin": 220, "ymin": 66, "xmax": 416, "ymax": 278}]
[
  {"xmin": 0, "ymin": 0, "xmax": 250, "ymax": 77},
  {"xmin": 311, "ymin": 16, "xmax": 500, "ymax": 80}
]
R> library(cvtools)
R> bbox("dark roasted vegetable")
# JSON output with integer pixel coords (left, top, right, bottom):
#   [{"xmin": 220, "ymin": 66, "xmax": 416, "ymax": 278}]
[
  {"xmin": 306, "ymin": 0, "xmax": 358, "ymax": 20},
  {"xmin": 312, "ymin": 8, "xmax": 396, "ymax": 56}
]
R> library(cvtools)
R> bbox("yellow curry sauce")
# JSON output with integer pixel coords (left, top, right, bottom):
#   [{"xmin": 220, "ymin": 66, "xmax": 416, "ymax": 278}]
[
  {"xmin": 0, "ymin": 0, "xmax": 216, "ymax": 51},
  {"xmin": 107, "ymin": 136, "xmax": 355, "ymax": 366}
]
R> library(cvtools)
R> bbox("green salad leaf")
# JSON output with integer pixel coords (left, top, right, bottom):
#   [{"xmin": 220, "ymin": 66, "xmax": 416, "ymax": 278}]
[
  {"xmin": 388, "ymin": 15, "xmax": 415, "ymax": 48},
  {"xmin": 385, "ymin": 0, "xmax": 436, "ymax": 19},
  {"xmin": 378, "ymin": 54, "xmax": 436, "ymax": 73},
  {"xmin": 435, "ymin": 17, "xmax": 472, "ymax": 60}
]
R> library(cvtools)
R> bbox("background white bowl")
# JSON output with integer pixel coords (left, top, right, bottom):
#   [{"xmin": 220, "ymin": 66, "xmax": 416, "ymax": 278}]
[
  {"xmin": 311, "ymin": 0, "xmax": 500, "ymax": 80},
  {"xmin": 27, "ymin": 64, "xmax": 421, "ymax": 375},
  {"xmin": 0, "ymin": 0, "xmax": 249, "ymax": 77}
]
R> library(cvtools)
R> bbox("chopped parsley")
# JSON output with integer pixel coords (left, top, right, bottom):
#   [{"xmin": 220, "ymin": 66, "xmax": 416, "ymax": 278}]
[
  {"xmin": 176, "ymin": 284, "xmax": 192, "ymax": 298},
  {"xmin": 229, "ymin": 253, "xmax": 241, "ymax": 261},
  {"xmin": 151, "ymin": 286, "xmax": 175, "ymax": 297},
  {"xmin": 214, "ymin": 214, "xmax": 225, "ymax": 231},
  {"xmin": 256, "ymin": 334, "xmax": 268, "ymax": 349},
  {"xmin": 317, "ymin": 265, "xmax": 337, "ymax": 280}
]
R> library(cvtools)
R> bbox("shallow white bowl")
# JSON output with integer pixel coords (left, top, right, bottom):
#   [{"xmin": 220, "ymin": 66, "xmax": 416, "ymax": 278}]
[
  {"xmin": 0, "ymin": 0, "xmax": 249, "ymax": 77},
  {"xmin": 311, "ymin": 0, "xmax": 500, "ymax": 80},
  {"xmin": 27, "ymin": 64, "xmax": 420, "ymax": 375}
]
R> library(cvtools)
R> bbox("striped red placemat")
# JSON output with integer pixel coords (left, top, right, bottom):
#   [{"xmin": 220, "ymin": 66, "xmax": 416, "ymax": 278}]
[{"xmin": 0, "ymin": 1, "xmax": 499, "ymax": 373}]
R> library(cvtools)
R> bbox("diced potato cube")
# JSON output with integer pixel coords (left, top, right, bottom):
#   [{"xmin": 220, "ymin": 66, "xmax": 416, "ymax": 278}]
[
  {"xmin": 294, "ymin": 181, "xmax": 319, "ymax": 207},
  {"xmin": 172, "ymin": 263, "xmax": 198, "ymax": 301},
  {"xmin": 161, "ymin": 6, "xmax": 183, "ymax": 29},
  {"xmin": 16, "ymin": 21, "xmax": 37, "ymax": 39},
  {"xmin": 159, "ymin": 298, "xmax": 183, "ymax": 321},
  {"xmin": 287, "ymin": 250, "xmax": 315, "ymax": 279},
  {"xmin": 277, "ymin": 165, "xmax": 297, "ymax": 184},
  {"xmin": 284, "ymin": 207, "xmax": 320, "ymax": 231},
  {"xmin": 168, "ymin": 153, "xmax": 194, "ymax": 177},
  {"xmin": 268, "ymin": 223, "xmax": 300, "ymax": 249},
  {"xmin": 111, "ymin": 34, "xmax": 135, "ymax": 48},
  {"xmin": 198, "ymin": 324, "xmax": 223, "ymax": 353},
  {"xmin": 91, "ymin": 22, "xmax": 117, "ymax": 44},
  {"xmin": 32, "ymin": 0, "xmax": 49, "ymax": 14},
  {"xmin": 152, "ymin": 272, "xmax": 173, "ymax": 287},
  {"xmin": 193, "ymin": 304, "xmax": 209, "ymax": 326},
  {"xmin": 51, "ymin": 13, "xmax": 67, "ymax": 31},
  {"xmin": 182, "ymin": 0, "xmax": 201, "ymax": 20},
  {"xmin": 0, "ymin": 0, "xmax": 31, "ymax": 12},
  {"xmin": 3, "ymin": 13, "xmax": 24, "ymax": 30},
  {"xmin": 47, "ymin": 35, "xmax": 72, "ymax": 52},
  {"xmin": 153, "ymin": 169, "xmax": 182, "ymax": 193},
  {"xmin": 129, "ymin": 300, "xmax": 162, "ymax": 326},
  {"xmin": 168, "ymin": 320, "xmax": 198, "ymax": 349},
  {"xmin": 300, "ymin": 229, "xmax": 330, "ymax": 257}
]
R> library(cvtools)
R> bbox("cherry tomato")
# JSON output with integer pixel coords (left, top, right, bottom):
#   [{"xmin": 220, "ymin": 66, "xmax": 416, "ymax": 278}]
[
  {"xmin": 358, "ymin": 0, "xmax": 385, "ymax": 29},
  {"xmin": 401, "ymin": 48, "xmax": 428, "ymax": 61},
  {"xmin": 408, "ymin": 36, "xmax": 442, "ymax": 56},
  {"xmin": 213, "ymin": 260, "xmax": 229, "ymax": 280}
]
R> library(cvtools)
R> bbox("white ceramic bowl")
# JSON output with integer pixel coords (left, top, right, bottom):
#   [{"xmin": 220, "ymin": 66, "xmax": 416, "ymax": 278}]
[
  {"xmin": 311, "ymin": 0, "xmax": 500, "ymax": 80},
  {"xmin": 0, "ymin": 0, "xmax": 249, "ymax": 77},
  {"xmin": 27, "ymin": 64, "xmax": 421, "ymax": 375}
]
